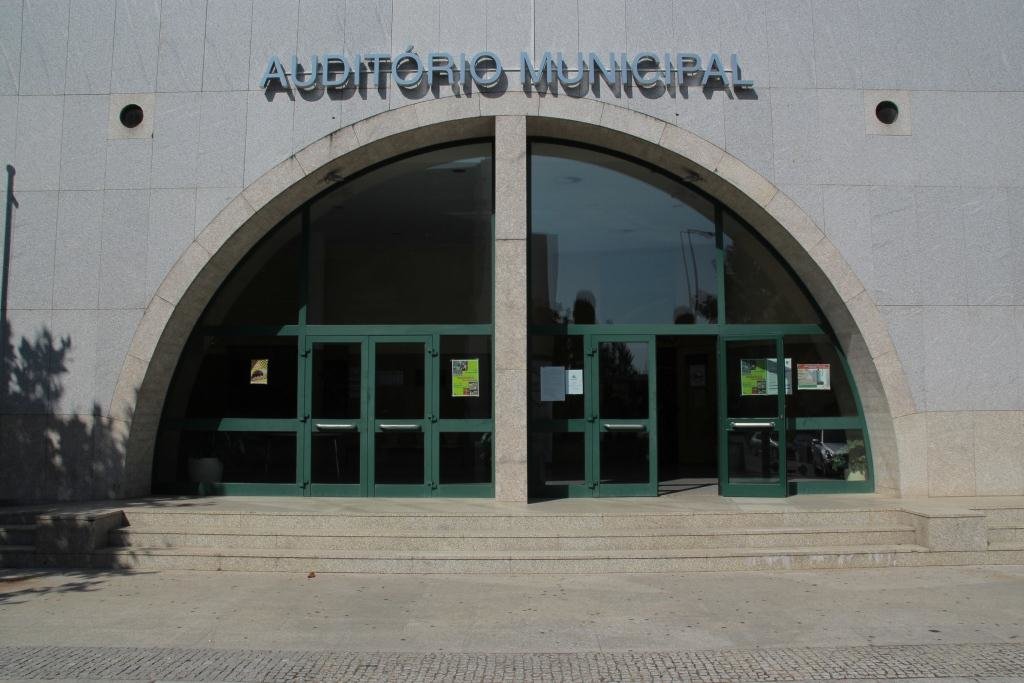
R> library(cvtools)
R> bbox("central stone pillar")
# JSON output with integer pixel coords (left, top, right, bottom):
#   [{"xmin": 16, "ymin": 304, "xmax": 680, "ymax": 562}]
[{"xmin": 493, "ymin": 116, "xmax": 529, "ymax": 502}]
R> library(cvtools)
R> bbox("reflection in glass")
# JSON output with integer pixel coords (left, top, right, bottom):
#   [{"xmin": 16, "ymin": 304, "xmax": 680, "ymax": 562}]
[
  {"xmin": 727, "ymin": 427, "xmax": 780, "ymax": 482},
  {"xmin": 599, "ymin": 341, "xmax": 649, "ymax": 418},
  {"xmin": 530, "ymin": 143, "xmax": 716, "ymax": 325},
  {"xmin": 173, "ymin": 337, "xmax": 298, "ymax": 419},
  {"xmin": 723, "ymin": 212, "xmax": 822, "ymax": 324},
  {"xmin": 439, "ymin": 336, "xmax": 492, "ymax": 420},
  {"xmin": 201, "ymin": 213, "xmax": 301, "ymax": 327},
  {"xmin": 439, "ymin": 432, "xmax": 492, "ymax": 484},
  {"xmin": 789, "ymin": 429, "xmax": 866, "ymax": 481},
  {"xmin": 375, "ymin": 432, "xmax": 424, "ymax": 485},
  {"xmin": 374, "ymin": 343, "xmax": 425, "ymax": 419},
  {"xmin": 599, "ymin": 432, "xmax": 649, "ymax": 484},
  {"xmin": 784, "ymin": 336, "xmax": 858, "ymax": 417},
  {"xmin": 308, "ymin": 144, "xmax": 493, "ymax": 324},
  {"xmin": 529, "ymin": 335, "xmax": 585, "ymax": 421},
  {"xmin": 171, "ymin": 431, "xmax": 296, "ymax": 484},
  {"xmin": 312, "ymin": 432, "xmax": 360, "ymax": 484},
  {"xmin": 532, "ymin": 431, "xmax": 586, "ymax": 487},
  {"xmin": 725, "ymin": 340, "xmax": 779, "ymax": 419},
  {"xmin": 312, "ymin": 343, "xmax": 361, "ymax": 418}
]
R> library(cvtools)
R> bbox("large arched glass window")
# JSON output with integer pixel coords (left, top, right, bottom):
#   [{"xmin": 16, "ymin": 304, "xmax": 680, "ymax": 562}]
[
  {"xmin": 155, "ymin": 143, "xmax": 495, "ymax": 496},
  {"xmin": 528, "ymin": 141, "xmax": 871, "ymax": 498}
]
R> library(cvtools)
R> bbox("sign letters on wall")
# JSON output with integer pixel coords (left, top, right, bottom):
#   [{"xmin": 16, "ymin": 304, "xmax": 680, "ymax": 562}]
[{"xmin": 260, "ymin": 51, "xmax": 754, "ymax": 93}]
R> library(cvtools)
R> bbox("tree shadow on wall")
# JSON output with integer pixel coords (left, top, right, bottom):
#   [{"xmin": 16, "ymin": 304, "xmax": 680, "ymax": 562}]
[{"xmin": 1, "ymin": 165, "xmax": 131, "ymax": 504}]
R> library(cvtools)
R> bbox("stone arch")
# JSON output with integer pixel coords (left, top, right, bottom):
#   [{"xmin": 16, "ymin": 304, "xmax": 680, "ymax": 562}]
[{"xmin": 111, "ymin": 95, "xmax": 914, "ymax": 498}]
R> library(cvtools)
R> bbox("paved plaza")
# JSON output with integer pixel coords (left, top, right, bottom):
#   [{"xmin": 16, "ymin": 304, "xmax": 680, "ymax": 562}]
[{"xmin": 1, "ymin": 565, "xmax": 1023, "ymax": 681}]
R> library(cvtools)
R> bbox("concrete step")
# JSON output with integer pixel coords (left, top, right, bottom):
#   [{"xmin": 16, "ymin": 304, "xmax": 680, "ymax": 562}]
[
  {"xmin": 109, "ymin": 526, "xmax": 918, "ymax": 552},
  {"xmin": 0, "ymin": 525, "xmax": 36, "ymax": 546},
  {"xmin": 974, "ymin": 507, "xmax": 1024, "ymax": 526},
  {"xmin": 0, "ymin": 546, "xmax": 36, "ymax": 568},
  {"xmin": 0, "ymin": 512, "xmax": 41, "ymax": 526},
  {"xmin": 987, "ymin": 542, "xmax": 1024, "ymax": 553},
  {"xmin": 84, "ymin": 543, "xmax": 933, "ymax": 574},
  {"xmin": 987, "ymin": 525, "xmax": 1024, "ymax": 545},
  {"xmin": 117, "ymin": 509, "xmax": 906, "ymax": 535}
]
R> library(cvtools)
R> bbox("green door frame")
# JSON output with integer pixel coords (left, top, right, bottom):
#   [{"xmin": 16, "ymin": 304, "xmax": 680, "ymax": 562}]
[
  {"xmin": 588, "ymin": 333, "xmax": 658, "ymax": 497},
  {"xmin": 369, "ymin": 335, "xmax": 435, "ymax": 497},
  {"xmin": 302, "ymin": 331, "xmax": 496, "ymax": 498},
  {"xmin": 304, "ymin": 334, "xmax": 368, "ymax": 497},
  {"xmin": 717, "ymin": 333, "xmax": 788, "ymax": 498}
]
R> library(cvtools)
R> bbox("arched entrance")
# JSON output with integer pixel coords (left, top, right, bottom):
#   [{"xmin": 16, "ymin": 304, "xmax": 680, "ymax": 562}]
[{"xmin": 111, "ymin": 99, "xmax": 912, "ymax": 500}]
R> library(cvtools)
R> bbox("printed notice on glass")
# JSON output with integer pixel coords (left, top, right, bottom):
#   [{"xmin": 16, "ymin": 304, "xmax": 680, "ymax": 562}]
[
  {"xmin": 797, "ymin": 363, "xmax": 831, "ymax": 391},
  {"xmin": 540, "ymin": 365, "xmax": 566, "ymax": 402},
  {"xmin": 740, "ymin": 358, "xmax": 792, "ymax": 396},
  {"xmin": 451, "ymin": 359, "xmax": 480, "ymax": 397},
  {"xmin": 566, "ymin": 369, "xmax": 584, "ymax": 395},
  {"xmin": 250, "ymin": 359, "xmax": 268, "ymax": 385}
]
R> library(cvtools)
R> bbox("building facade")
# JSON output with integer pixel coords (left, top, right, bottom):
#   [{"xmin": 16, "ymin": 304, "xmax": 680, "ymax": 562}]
[{"xmin": 1, "ymin": 0, "xmax": 1022, "ymax": 503}]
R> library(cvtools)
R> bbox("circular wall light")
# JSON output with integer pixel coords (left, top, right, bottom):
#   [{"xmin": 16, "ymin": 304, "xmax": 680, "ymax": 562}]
[
  {"xmin": 875, "ymin": 100, "xmax": 899, "ymax": 125},
  {"xmin": 119, "ymin": 104, "xmax": 144, "ymax": 129}
]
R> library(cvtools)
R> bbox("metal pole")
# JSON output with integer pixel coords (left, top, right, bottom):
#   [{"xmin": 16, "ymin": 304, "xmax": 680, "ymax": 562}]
[{"xmin": 2, "ymin": 165, "xmax": 15, "ymax": 396}]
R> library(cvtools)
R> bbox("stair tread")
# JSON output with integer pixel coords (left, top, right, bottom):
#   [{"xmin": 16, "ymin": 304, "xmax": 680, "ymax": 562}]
[
  {"xmin": 988, "ymin": 542, "xmax": 1024, "ymax": 551},
  {"xmin": 93, "ymin": 543, "xmax": 930, "ymax": 560},
  {"xmin": 121, "ymin": 508, "xmax": 900, "ymax": 519},
  {"xmin": 111, "ymin": 525, "xmax": 916, "ymax": 538}
]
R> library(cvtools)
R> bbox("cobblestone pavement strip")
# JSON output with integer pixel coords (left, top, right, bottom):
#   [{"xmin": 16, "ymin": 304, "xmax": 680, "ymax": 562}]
[{"xmin": 0, "ymin": 644, "xmax": 1023, "ymax": 682}]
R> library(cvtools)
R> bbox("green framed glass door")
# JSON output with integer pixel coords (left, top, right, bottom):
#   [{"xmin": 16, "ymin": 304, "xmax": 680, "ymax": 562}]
[
  {"xmin": 370, "ymin": 336, "xmax": 434, "ymax": 497},
  {"xmin": 588, "ymin": 334, "xmax": 658, "ymax": 497},
  {"xmin": 719, "ymin": 335, "xmax": 788, "ymax": 497},
  {"xmin": 305, "ymin": 336, "xmax": 367, "ymax": 496}
]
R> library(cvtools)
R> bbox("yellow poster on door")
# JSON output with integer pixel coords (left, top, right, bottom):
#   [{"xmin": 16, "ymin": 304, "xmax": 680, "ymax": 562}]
[{"xmin": 250, "ymin": 358, "xmax": 268, "ymax": 385}]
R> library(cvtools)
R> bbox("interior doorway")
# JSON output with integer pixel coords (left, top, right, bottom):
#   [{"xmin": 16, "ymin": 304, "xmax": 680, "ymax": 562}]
[{"xmin": 656, "ymin": 336, "xmax": 718, "ymax": 494}]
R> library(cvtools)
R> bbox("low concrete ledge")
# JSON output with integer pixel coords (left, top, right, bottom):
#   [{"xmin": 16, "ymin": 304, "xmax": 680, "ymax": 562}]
[
  {"xmin": 35, "ymin": 510, "xmax": 127, "ymax": 555},
  {"xmin": 899, "ymin": 508, "xmax": 988, "ymax": 552}
]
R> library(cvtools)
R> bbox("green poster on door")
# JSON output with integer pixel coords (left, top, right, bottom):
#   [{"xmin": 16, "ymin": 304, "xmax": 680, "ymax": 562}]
[
  {"xmin": 451, "ymin": 359, "xmax": 480, "ymax": 397},
  {"xmin": 740, "ymin": 359, "xmax": 767, "ymax": 396},
  {"xmin": 740, "ymin": 358, "xmax": 792, "ymax": 396}
]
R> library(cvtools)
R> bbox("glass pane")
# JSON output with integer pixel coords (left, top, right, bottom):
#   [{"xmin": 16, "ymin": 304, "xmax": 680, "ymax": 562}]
[
  {"xmin": 172, "ymin": 336, "xmax": 298, "ymax": 419},
  {"xmin": 599, "ymin": 341, "xmax": 649, "ymax": 418},
  {"xmin": 723, "ymin": 212, "xmax": 822, "ymax": 324},
  {"xmin": 312, "ymin": 342, "xmax": 361, "ymax": 418},
  {"xmin": 531, "ymin": 431, "xmax": 585, "ymax": 487},
  {"xmin": 312, "ymin": 432, "xmax": 360, "ymax": 484},
  {"xmin": 727, "ymin": 427, "xmax": 780, "ymax": 482},
  {"xmin": 726, "ymin": 339, "xmax": 781, "ymax": 419},
  {"xmin": 374, "ymin": 343, "xmax": 425, "ymax": 419},
  {"xmin": 599, "ymin": 431, "xmax": 649, "ymax": 484},
  {"xmin": 439, "ymin": 432, "xmax": 492, "ymax": 484},
  {"xmin": 530, "ymin": 143, "xmax": 717, "ymax": 325},
  {"xmin": 784, "ymin": 336, "xmax": 858, "ymax": 417},
  {"xmin": 163, "ymin": 431, "xmax": 296, "ymax": 484},
  {"xmin": 201, "ymin": 213, "xmax": 301, "ymax": 326},
  {"xmin": 375, "ymin": 432, "xmax": 424, "ymax": 485},
  {"xmin": 439, "ymin": 336, "xmax": 492, "ymax": 420},
  {"xmin": 308, "ymin": 144, "xmax": 493, "ymax": 324},
  {"xmin": 656, "ymin": 336, "xmax": 718, "ymax": 481},
  {"xmin": 529, "ymin": 335, "xmax": 585, "ymax": 421},
  {"xmin": 789, "ymin": 429, "xmax": 867, "ymax": 482}
]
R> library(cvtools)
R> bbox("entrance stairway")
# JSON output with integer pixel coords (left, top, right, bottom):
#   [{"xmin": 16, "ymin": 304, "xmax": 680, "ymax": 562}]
[{"xmin": 3, "ymin": 497, "xmax": 1021, "ymax": 573}]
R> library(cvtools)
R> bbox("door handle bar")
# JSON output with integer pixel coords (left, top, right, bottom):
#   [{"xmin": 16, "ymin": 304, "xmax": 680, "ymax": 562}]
[
  {"xmin": 379, "ymin": 424, "xmax": 421, "ymax": 431},
  {"xmin": 731, "ymin": 421, "xmax": 775, "ymax": 429},
  {"xmin": 315, "ymin": 423, "xmax": 357, "ymax": 430},
  {"xmin": 602, "ymin": 423, "xmax": 646, "ymax": 431}
]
